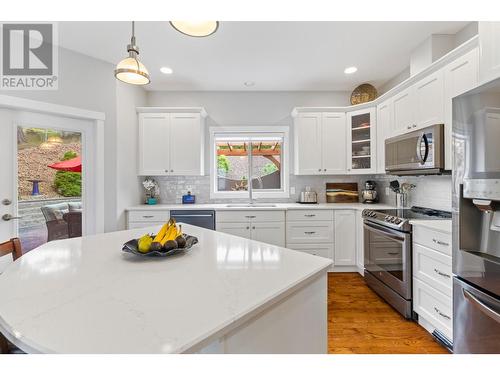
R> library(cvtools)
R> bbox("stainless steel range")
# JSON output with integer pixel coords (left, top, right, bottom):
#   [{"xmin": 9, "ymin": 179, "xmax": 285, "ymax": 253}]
[{"xmin": 362, "ymin": 206, "xmax": 451, "ymax": 318}]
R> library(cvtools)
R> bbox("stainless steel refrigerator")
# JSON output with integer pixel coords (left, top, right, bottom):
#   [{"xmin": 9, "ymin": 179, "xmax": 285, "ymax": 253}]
[{"xmin": 452, "ymin": 77, "xmax": 500, "ymax": 353}]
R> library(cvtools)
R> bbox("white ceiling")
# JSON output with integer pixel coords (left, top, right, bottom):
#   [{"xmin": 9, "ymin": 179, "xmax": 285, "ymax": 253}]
[{"xmin": 59, "ymin": 21, "xmax": 470, "ymax": 92}]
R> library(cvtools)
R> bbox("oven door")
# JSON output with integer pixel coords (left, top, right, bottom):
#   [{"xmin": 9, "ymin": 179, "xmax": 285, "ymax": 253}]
[{"xmin": 364, "ymin": 221, "xmax": 412, "ymax": 299}]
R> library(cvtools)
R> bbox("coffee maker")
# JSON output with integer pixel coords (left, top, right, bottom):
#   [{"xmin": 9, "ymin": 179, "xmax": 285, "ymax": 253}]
[{"xmin": 361, "ymin": 180, "xmax": 378, "ymax": 203}]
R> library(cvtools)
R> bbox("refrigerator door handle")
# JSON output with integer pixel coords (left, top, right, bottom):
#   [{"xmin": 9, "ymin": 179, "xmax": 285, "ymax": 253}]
[{"xmin": 463, "ymin": 289, "xmax": 500, "ymax": 324}]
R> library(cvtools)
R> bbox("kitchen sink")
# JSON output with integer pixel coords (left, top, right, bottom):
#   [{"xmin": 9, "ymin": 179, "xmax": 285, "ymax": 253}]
[{"xmin": 225, "ymin": 204, "xmax": 277, "ymax": 208}]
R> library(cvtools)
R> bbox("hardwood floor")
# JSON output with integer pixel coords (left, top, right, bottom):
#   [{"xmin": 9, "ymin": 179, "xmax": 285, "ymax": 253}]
[{"xmin": 328, "ymin": 273, "xmax": 448, "ymax": 354}]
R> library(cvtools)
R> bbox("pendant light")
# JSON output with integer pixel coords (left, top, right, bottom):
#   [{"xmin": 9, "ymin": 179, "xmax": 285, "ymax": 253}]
[
  {"xmin": 170, "ymin": 21, "xmax": 219, "ymax": 37},
  {"xmin": 114, "ymin": 21, "xmax": 150, "ymax": 85}
]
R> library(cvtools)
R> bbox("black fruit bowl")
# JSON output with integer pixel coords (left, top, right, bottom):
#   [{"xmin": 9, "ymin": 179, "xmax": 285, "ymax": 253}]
[{"xmin": 122, "ymin": 234, "xmax": 198, "ymax": 257}]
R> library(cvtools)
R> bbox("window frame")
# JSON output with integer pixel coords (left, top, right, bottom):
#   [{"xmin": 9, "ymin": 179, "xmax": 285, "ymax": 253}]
[{"xmin": 209, "ymin": 126, "xmax": 290, "ymax": 199}]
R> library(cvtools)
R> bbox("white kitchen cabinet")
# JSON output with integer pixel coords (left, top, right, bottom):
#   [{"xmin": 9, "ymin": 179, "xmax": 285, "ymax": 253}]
[
  {"xmin": 251, "ymin": 222, "xmax": 285, "ymax": 247},
  {"xmin": 346, "ymin": 107, "xmax": 376, "ymax": 174},
  {"xmin": 293, "ymin": 112, "xmax": 323, "ymax": 175},
  {"xmin": 479, "ymin": 22, "xmax": 500, "ymax": 84},
  {"xmin": 412, "ymin": 224, "xmax": 453, "ymax": 341},
  {"xmin": 137, "ymin": 108, "xmax": 206, "ymax": 176},
  {"xmin": 444, "ymin": 48, "xmax": 479, "ymax": 169},
  {"xmin": 355, "ymin": 212, "xmax": 364, "ymax": 275},
  {"xmin": 392, "ymin": 87, "xmax": 414, "ymax": 135},
  {"xmin": 333, "ymin": 210, "xmax": 356, "ymax": 266},
  {"xmin": 321, "ymin": 112, "xmax": 347, "ymax": 174},
  {"xmin": 216, "ymin": 210, "xmax": 285, "ymax": 247},
  {"xmin": 138, "ymin": 113, "xmax": 170, "ymax": 176},
  {"xmin": 217, "ymin": 222, "xmax": 252, "ymax": 240},
  {"xmin": 376, "ymin": 99, "xmax": 392, "ymax": 173},
  {"xmin": 286, "ymin": 221, "xmax": 334, "ymax": 244},
  {"xmin": 126, "ymin": 209, "xmax": 170, "ymax": 230},
  {"xmin": 413, "ymin": 69, "xmax": 445, "ymax": 129},
  {"xmin": 293, "ymin": 112, "xmax": 346, "ymax": 175}
]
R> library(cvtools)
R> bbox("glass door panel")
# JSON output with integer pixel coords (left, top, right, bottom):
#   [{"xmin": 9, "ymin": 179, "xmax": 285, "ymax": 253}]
[{"xmin": 350, "ymin": 112, "xmax": 372, "ymax": 170}]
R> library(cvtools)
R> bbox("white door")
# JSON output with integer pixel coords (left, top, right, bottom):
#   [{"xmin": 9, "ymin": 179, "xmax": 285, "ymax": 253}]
[
  {"xmin": 479, "ymin": 22, "xmax": 500, "ymax": 83},
  {"xmin": 216, "ymin": 222, "xmax": 251, "ymax": 239},
  {"xmin": 294, "ymin": 113, "xmax": 322, "ymax": 175},
  {"xmin": 0, "ymin": 109, "xmax": 99, "ymax": 248},
  {"xmin": 413, "ymin": 69, "xmax": 445, "ymax": 129},
  {"xmin": 444, "ymin": 48, "xmax": 479, "ymax": 169},
  {"xmin": 334, "ymin": 210, "xmax": 357, "ymax": 266},
  {"xmin": 169, "ymin": 113, "xmax": 204, "ymax": 176},
  {"xmin": 376, "ymin": 99, "xmax": 392, "ymax": 174},
  {"xmin": 250, "ymin": 222, "xmax": 285, "ymax": 247},
  {"xmin": 138, "ymin": 113, "xmax": 170, "ymax": 176},
  {"xmin": 392, "ymin": 87, "xmax": 414, "ymax": 134},
  {"xmin": 321, "ymin": 112, "xmax": 346, "ymax": 174}
]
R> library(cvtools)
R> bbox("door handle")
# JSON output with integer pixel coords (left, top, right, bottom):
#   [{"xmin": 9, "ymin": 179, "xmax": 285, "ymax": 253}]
[
  {"xmin": 304, "ymin": 231, "xmax": 316, "ymax": 235},
  {"xmin": 463, "ymin": 289, "xmax": 500, "ymax": 324},
  {"xmin": 1, "ymin": 199, "xmax": 12, "ymax": 206},
  {"xmin": 2, "ymin": 214, "xmax": 22, "ymax": 221},
  {"xmin": 304, "ymin": 214, "xmax": 316, "ymax": 217},
  {"xmin": 387, "ymin": 252, "xmax": 400, "ymax": 255},
  {"xmin": 245, "ymin": 215, "xmax": 256, "ymax": 219}
]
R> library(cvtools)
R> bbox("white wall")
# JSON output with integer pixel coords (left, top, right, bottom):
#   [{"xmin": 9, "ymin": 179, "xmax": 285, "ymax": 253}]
[{"xmin": 116, "ymin": 82, "xmax": 147, "ymax": 229}]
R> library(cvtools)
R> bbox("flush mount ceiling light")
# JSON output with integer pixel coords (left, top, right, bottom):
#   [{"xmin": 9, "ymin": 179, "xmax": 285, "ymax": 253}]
[
  {"xmin": 114, "ymin": 21, "xmax": 150, "ymax": 85},
  {"xmin": 160, "ymin": 66, "xmax": 173, "ymax": 75},
  {"xmin": 344, "ymin": 66, "xmax": 358, "ymax": 74},
  {"xmin": 170, "ymin": 21, "xmax": 219, "ymax": 37}
]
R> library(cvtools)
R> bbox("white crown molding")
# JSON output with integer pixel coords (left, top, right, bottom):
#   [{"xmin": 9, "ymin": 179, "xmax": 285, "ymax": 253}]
[{"xmin": 136, "ymin": 107, "xmax": 208, "ymax": 117}]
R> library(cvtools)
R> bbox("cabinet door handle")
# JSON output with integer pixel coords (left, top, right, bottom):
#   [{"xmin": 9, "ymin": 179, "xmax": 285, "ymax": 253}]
[
  {"xmin": 318, "ymin": 168, "xmax": 322, "ymax": 172},
  {"xmin": 252, "ymin": 226, "xmax": 255, "ymax": 230},
  {"xmin": 387, "ymin": 251, "xmax": 399, "ymax": 255},
  {"xmin": 407, "ymin": 125, "xmax": 412, "ymax": 129},
  {"xmin": 432, "ymin": 238, "xmax": 449, "ymax": 246},
  {"xmin": 142, "ymin": 215, "xmax": 154, "ymax": 218},
  {"xmin": 170, "ymin": 169, "xmax": 174, "ymax": 172},
  {"xmin": 245, "ymin": 215, "xmax": 256, "ymax": 219},
  {"xmin": 412, "ymin": 124, "xmax": 417, "ymax": 128},
  {"xmin": 246, "ymin": 226, "xmax": 250, "ymax": 230},
  {"xmin": 434, "ymin": 307, "xmax": 451, "ymax": 320},
  {"xmin": 165, "ymin": 169, "xmax": 169, "ymax": 173},
  {"xmin": 304, "ymin": 214, "xmax": 316, "ymax": 217},
  {"xmin": 304, "ymin": 231, "xmax": 316, "ymax": 235},
  {"xmin": 324, "ymin": 169, "xmax": 327, "ymax": 171},
  {"xmin": 434, "ymin": 268, "xmax": 451, "ymax": 278}
]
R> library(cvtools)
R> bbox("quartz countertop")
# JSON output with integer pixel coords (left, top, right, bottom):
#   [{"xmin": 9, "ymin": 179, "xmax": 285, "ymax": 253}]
[
  {"xmin": 0, "ymin": 224, "xmax": 332, "ymax": 354},
  {"xmin": 126, "ymin": 202, "xmax": 395, "ymax": 211},
  {"xmin": 409, "ymin": 219, "xmax": 452, "ymax": 233}
]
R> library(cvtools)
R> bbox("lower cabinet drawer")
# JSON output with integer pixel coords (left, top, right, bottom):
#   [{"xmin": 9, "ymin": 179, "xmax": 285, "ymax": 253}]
[
  {"xmin": 413, "ymin": 243, "xmax": 452, "ymax": 296},
  {"xmin": 413, "ymin": 226, "xmax": 452, "ymax": 256},
  {"xmin": 127, "ymin": 221, "xmax": 165, "ymax": 230},
  {"xmin": 127, "ymin": 210, "xmax": 170, "ymax": 223},
  {"xmin": 413, "ymin": 278, "xmax": 453, "ymax": 340},
  {"xmin": 286, "ymin": 243, "xmax": 333, "ymax": 262},
  {"xmin": 217, "ymin": 210, "xmax": 285, "ymax": 223},
  {"xmin": 286, "ymin": 221, "xmax": 334, "ymax": 243}
]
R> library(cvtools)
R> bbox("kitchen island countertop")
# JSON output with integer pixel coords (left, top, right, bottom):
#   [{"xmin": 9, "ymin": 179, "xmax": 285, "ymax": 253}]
[{"xmin": 0, "ymin": 224, "xmax": 332, "ymax": 354}]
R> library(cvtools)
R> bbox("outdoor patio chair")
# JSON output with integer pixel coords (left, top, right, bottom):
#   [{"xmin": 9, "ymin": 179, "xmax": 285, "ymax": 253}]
[
  {"xmin": 40, "ymin": 201, "xmax": 82, "ymax": 242},
  {"xmin": 63, "ymin": 211, "xmax": 82, "ymax": 238}
]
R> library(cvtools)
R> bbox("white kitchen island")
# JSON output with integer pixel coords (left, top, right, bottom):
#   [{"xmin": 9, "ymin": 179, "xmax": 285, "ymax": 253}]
[{"xmin": 0, "ymin": 224, "xmax": 331, "ymax": 354}]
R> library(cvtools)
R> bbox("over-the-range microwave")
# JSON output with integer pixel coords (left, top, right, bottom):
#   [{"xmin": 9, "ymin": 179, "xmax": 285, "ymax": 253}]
[{"xmin": 385, "ymin": 124, "xmax": 446, "ymax": 175}]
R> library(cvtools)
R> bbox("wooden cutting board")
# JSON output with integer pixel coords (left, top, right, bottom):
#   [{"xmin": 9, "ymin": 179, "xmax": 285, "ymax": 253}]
[{"xmin": 326, "ymin": 183, "xmax": 359, "ymax": 203}]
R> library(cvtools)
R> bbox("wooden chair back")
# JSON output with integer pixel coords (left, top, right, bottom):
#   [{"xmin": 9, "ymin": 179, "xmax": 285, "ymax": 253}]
[{"xmin": 0, "ymin": 238, "xmax": 22, "ymax": 261}]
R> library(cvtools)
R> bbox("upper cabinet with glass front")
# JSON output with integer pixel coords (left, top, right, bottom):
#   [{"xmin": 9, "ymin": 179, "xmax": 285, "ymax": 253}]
[
  {"xmin": 346, "ymin": 108, "xmax": 376, "ymax": 174},
  {"xmin": 137, "ymin": 107, "xmax": 207, "ymax": 176}
]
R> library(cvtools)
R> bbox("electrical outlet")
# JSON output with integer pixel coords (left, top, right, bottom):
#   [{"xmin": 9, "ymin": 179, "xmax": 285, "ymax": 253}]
[
  {"xmin": 385, "ymin": 187, "xmax": 390, "ymax": 196},
  {"xmin": 290, "ymin": 186, "xmax": 296, "ymax": 195}
]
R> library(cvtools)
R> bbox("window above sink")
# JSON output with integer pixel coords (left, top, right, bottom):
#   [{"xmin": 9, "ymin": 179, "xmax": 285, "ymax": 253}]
[{"xmin": 209, "ymin": 126, "xmax": 290, "ymax": 199}]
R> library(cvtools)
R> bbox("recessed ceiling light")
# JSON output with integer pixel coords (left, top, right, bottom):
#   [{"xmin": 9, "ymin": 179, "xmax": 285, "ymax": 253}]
[
  {"xmin": 160, "ymin": 66, "xmax": 173, "ymax": 75},
  {"xmin": 344, "ymin": 66, "xmax": 358, "ymax": 74},
  {"xmin": 170, "ymin": 21, "xmax": 219, "ymax": 37},
  {"xmin": 244, "ymin": 81, "xmax": 255, "ymax": 87}
]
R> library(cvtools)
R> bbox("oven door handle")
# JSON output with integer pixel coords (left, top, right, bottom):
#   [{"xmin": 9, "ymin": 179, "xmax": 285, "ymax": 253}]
[{"xmin": 363, "ymin": 222, "xmax": 407, "ymax": 243}]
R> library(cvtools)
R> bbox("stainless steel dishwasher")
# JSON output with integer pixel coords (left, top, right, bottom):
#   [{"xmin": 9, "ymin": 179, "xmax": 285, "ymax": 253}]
[{"xmin": 169, "ymin": 210, "xmax": 216, "ymax": 230}]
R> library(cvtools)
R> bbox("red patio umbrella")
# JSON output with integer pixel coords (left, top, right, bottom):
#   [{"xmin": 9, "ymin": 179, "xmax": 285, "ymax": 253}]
[{"xmin": 48, "ymin": 156, "xmax": 82, "ymax": 173}]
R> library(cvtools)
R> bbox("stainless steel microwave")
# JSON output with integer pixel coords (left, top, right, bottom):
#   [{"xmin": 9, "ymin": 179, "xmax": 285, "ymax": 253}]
[{"xmin": 385, "ymin": 124, "xmax": 446, "ymax": 175}]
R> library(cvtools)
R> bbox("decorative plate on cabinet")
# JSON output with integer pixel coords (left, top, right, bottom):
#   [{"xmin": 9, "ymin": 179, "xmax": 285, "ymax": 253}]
[{"xmin": 350, "ymin": 84, "xmax": 378, "ymax": 105}]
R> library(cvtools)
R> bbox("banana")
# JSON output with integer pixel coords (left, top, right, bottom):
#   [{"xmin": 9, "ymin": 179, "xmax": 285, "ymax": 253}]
[
  {"xmin": 153, "ymin": 222, "xmax": 169, "ymax": 243},
  {"xmin": 160, "ymin": 222, "xmax": 179, "ymax": 245}
]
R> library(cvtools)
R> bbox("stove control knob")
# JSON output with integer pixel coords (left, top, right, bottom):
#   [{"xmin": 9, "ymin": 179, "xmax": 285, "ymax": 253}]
[{"xmin": 395, "ymin": 219, "xmax": 402, "ymax": 225}]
